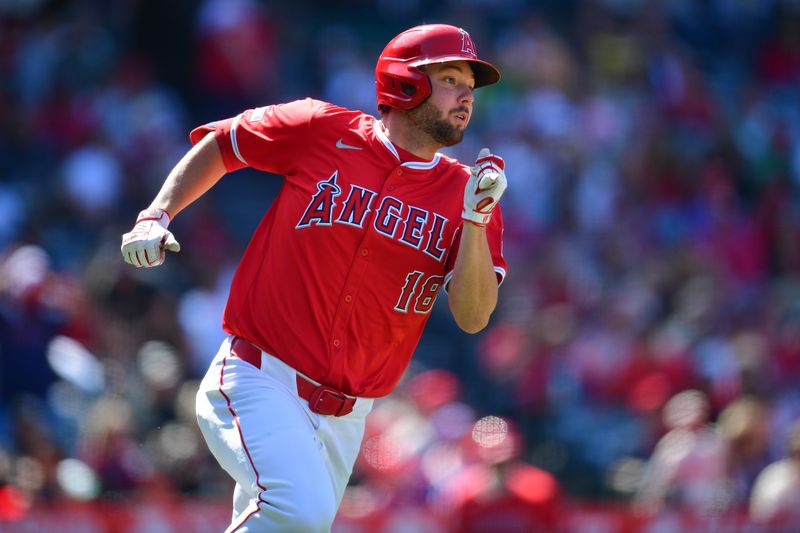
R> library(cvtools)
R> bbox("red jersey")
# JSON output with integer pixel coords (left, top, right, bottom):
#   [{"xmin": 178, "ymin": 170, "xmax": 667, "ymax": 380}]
[{"xmin": 190, "ymin": 98, "xmax": 507, "ymax": 397}]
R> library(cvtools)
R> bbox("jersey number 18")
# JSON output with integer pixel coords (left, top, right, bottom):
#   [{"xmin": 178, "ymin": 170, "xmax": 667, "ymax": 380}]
[{"xmin": 394, "ymin": 271, "xmax": 444, "ymax": 314}]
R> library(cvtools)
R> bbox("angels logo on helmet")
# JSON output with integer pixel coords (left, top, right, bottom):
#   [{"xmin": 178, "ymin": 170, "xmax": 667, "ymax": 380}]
[{"xmin": 459, "ymin": 28, "xmax": 476, "ymax": 56}]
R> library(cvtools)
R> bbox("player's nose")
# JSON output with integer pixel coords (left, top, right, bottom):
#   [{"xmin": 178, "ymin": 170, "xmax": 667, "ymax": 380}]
[{"xmin": 459, "ymin": 86, "xmax": 474, "ymax": 105}]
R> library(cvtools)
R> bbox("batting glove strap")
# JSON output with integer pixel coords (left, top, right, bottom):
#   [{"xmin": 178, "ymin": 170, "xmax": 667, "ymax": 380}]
[
  {"xmin": 121, "ymin": 208, "xmax": 180, "ymax": 268},
  {"xmin": 135, "ymin": 207, "xmax": 171, "ymax": 227},
  {"xmin": 462, "ymin": 149, "xmax": 507, "ymax": 227}
]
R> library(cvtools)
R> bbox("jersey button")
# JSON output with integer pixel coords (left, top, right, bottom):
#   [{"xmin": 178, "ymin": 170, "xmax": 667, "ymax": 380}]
[
  {"xmin": 344, "ymin": 294, "xmax": 353, "ymax": 303},
  {"xmin": 333, "ymin": 339, "xmax": 341, "ymax": 348},
  {"xmin": 387, "ymin": 185, "xmax": 395, "ymax": 191},
  {"xmin": 397, "ymin": 169, "xmax": 403, "ymax": 175},
  {"xmin": 361, "ymin": 248, "xmax": 369, "ymax": 256}
]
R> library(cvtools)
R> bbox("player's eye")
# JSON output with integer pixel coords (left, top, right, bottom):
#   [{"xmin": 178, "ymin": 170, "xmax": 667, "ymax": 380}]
[{"xmin": 443, "ymin": 76, "xmax": 456, "ymax": 85}]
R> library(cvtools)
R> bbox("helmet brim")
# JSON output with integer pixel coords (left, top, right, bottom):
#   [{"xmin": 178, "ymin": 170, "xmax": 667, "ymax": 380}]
[{"xmin": 410, "ymin": 57, "xmax": 501, "ymax": 88}]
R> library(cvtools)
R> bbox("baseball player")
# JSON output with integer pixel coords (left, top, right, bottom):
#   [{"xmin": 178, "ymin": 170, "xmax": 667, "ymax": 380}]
[{"xmin": 121, "ymin": 24, "xmax": 508, "ymax": 532}]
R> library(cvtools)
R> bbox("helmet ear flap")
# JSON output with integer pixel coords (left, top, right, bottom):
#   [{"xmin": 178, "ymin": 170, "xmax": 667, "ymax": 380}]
[{"xmin": 375, "ymin": 64, "xmax": 431, "ymax": 110}]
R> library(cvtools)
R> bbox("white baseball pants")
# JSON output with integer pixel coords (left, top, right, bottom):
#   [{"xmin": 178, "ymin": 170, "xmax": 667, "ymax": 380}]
[{"xmin": 195, "ymin": 337, "xmax": 373, "ymax": 532}]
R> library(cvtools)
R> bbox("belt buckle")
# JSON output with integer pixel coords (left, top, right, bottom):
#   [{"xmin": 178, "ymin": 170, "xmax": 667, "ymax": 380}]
[{"xmin": 309, "ymin": 385, "xmax": 348, "ymax": 416}]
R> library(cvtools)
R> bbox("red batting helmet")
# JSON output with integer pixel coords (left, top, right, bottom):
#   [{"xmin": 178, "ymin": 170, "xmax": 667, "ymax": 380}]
[{"xmin": 375, "ymin": 24, "xmax": 501, "ymax": 111}]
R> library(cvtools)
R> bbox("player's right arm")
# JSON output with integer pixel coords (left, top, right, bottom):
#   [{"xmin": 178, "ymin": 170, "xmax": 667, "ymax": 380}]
[
  {"xmin": 148, "ymin": 131, "xmax": 226, "ymax": 219},
  {"xmin": 121, "ymin": 132, "xmax": 225, "ymax": 267},
  {"xmin": 121, "ymin": 99, "xmax": 327, "ymax": 267}
]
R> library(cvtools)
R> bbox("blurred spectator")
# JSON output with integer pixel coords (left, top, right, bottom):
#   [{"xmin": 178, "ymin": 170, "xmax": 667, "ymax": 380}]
[
  {"xmin": 750, "ymin": 420, "xmax": 800, "ymax": 527},
  {"xmin": 636, "ymin": 389, "xmax": 728, "ymax": 513},
  {"xmin": 194, "ymin": 0, "xmax": 278, "ymax": 114},
  {"xmin": 637, "ymin": 391, "xmax": 770, "ymax": 516},
  {"xmin": 453, "ymin": 417, "xmax": 562, "ymax": 533},
  {"xmin": 76, "ymin": 396, "xmax": 154, "ymax": 496}
]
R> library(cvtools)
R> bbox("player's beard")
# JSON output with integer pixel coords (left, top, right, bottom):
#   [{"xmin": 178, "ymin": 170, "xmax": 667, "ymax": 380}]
[{"xmin": 408, "ymin": 99, "xmax": 466, "ymax": 147}]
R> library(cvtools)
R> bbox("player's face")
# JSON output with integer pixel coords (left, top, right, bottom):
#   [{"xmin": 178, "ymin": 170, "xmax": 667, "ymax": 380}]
[{"xmin": 409, "ymin": 61, "xmax": 475, "ymax": 147}]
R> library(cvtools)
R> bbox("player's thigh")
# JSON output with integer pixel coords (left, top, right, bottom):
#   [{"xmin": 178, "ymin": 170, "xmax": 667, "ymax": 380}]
[
  {"xmin": 317, "ymin": 414, "xmax": 369, "ymax": 505},
  {"xmin": 196, "ymin": 354, "xmax": 335, "ymax": 511}
]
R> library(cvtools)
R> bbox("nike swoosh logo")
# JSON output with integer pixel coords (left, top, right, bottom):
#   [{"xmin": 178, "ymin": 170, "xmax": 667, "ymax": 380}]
[{"xmin": 336, "ymin": 138, "xmax": 363, "ymax": 150}]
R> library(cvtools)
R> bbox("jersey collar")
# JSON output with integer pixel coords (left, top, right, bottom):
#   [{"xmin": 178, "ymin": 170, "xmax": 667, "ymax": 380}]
[{"xmin": 374, "ymin": 120, "xmax": 442, "ymax": 170}]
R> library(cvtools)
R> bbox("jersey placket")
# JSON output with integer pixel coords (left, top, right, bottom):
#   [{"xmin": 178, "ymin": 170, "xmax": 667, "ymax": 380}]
[
  {"xmin": 324, "ymin": 164, "xmax": 404, "ymax": 387},
  {"xmin": 326, "ymin": 243, "xmax": 370, "ymax": 364}
]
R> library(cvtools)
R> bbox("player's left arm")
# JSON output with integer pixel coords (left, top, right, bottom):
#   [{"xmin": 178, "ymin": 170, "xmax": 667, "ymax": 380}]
[{"xmin": 447, "ymin": 148, "xmax": 508, "ymax": 333}]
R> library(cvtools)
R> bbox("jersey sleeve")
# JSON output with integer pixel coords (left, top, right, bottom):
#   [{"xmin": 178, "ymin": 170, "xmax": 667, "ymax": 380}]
[
  {"xmin": 443, "ymin": 207, "xmax": 508, "ymax": 293},
  {"xmin": 189, "ymin": 98, "xmax": 327, "ymax": 175}
]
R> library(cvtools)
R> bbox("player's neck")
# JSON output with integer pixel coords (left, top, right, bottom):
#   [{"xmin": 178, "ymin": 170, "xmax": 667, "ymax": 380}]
[{"xmin": 379, "ymin": 114, "xmax": 440, "ymax": 161}]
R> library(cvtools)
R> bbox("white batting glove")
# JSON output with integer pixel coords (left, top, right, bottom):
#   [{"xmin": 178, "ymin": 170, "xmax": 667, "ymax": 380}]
[
  {"xmin": 462, "ymin": 148, "xmax": 508, "ymax": 227},
  {"xmin": 121, "ymin": 208, "xmax": 181, "ymax": 268}
]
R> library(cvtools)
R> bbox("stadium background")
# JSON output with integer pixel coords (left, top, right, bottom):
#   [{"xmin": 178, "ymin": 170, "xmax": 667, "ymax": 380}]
[{"xmin": 2, "ymin": 0, "xmax": 800, "ymax": 531}]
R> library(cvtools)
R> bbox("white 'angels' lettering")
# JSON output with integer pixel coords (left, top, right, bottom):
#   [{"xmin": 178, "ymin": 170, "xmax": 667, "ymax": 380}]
[
  {"xmin": 374, "ymin": 196, "xmax": 403, "ymax": 237},
  {"xmin": 336, "ymin": 186, "xmax": 376, "ymax": 227},
  {"xmin": 296, "ymin": 175, "xmax": 449, "ymax": 262}
]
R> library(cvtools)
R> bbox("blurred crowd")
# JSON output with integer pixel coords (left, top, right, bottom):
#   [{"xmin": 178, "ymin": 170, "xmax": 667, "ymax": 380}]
[{"xmin": 2, "ymin": 0, "xmax": 800, "ymax": 531}]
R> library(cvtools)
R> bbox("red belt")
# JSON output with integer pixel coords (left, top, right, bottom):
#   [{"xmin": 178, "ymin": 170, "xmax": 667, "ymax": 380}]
[{"xmin": 230, "ymin": 337, "xmax": 356, "ymax": 417}]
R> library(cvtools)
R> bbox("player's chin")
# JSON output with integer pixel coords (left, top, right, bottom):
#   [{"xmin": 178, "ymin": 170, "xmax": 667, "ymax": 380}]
[
  {"xmin": 430, "ymin": 119, "xmax": 466, "ymax": 146},
  {"xmin": 449, "ymin": 120, "xmax": 469, "ymax": 136},
  {"xmin": 441, "ymin": 129, "xmax": 465, "ymax": 147}
]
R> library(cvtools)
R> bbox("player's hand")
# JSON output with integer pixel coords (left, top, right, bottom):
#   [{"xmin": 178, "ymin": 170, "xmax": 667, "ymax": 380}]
[
  {"xmin": 462, "ymin": 147, "xmax": 507, "ymax": 227},
  {"xmin": 121, "ymin": 208, "xmax": 181, "ymax": 267}
]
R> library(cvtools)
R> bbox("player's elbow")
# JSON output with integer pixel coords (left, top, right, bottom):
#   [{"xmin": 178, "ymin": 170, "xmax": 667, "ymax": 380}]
[
  {"xmin": 448, "ymin": 289, "xmax": 496, "ymax": 334},
  {"xmin": 459, "ymin": 318, "xmax": 489, "ymax": 334},
  {"xmin": 450, "ymin": 307, "xmax": 491, "ymax": 334}
]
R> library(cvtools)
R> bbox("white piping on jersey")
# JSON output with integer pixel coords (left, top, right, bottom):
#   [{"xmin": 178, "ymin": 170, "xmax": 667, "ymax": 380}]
[
  {"xmin": 374, "ymin": 119, "xmax": 400, "ymax": 160},
  {"xmin": 494, "ymin": 266, "xmax": 507, "ymax": 285},
  {"xmin": 443, "ymin": 270, "xmax": 455, "ymax": 294},
  {"xmin": 443, "ymin": 265, "xmax": 506, "ymax": 294},
  {"xmin": 403, "ymin": 155, "xmax": 441, "ymax": 169},
  {"xmin": 230, "ymin": 114, "xmax": 248, "ymax": 165},
  {"xmin": 374, "ymin": 120, "xmax": 443, "ymax": 170}
]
